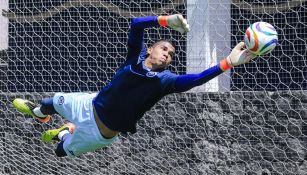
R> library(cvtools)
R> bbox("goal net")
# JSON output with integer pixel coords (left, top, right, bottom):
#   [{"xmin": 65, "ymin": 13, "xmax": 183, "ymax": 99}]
[{"xmin": 1, "ymin": 0, "xmax": 307, "ymax": 174}]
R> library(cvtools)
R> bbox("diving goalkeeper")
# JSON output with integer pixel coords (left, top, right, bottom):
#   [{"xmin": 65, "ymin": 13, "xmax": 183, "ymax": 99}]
[{"xmin": 12, "ymin": 14, "xmax": 256, "ymax": 158}]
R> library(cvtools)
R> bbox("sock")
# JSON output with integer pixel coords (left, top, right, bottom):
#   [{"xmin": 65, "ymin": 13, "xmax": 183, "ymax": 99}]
[
  {"xmin": 33, "ymin": 107, "xmax": 47, "ymax": 118},
  {"xmin": 58, "ymin": 130, "xmax": 70, "ymax": 141}
]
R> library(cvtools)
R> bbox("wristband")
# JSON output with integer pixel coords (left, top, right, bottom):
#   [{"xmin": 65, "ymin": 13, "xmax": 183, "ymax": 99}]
[
  {"xmin": 158, "ymin": 16, "xmax": 168, "ymax": 27},
  {"xmin": 219, "ymin": 58, "xmax": 232, "ymax": 71}
]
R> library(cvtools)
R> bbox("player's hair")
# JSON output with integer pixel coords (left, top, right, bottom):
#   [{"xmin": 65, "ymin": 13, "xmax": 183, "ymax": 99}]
[{"xmin": 150, "ymin": 39, "xmax": 175, "ymax": 49}]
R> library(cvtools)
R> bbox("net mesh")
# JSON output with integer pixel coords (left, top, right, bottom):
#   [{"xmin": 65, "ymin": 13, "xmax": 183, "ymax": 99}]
[{"xmin": 1, "ymin": 0, "xmax": 307, "ymax": 174}]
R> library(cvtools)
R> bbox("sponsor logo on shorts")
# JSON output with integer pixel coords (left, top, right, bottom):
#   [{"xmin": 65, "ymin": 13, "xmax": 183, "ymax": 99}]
[
  {"xmin": 58, "ymin": 96, "xmax": 64, "ymax": 105},
  {"xmin": 146, "ymin": 71, "xmax": 157, "ymax": 77}
]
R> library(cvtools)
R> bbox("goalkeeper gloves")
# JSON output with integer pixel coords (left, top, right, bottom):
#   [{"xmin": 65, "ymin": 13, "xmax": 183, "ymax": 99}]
[
  {"xmin": 220, "ymin": 42, "xmax": 257, "ymax": 71},
  {"xmin": 158, "ymin": 14, "xmax": 190, "ymax": 34}
]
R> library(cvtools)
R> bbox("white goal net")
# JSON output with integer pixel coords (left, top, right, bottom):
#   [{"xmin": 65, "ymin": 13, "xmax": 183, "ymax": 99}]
[{"xmin": 1, "ymin": 0, "xmax": 307, "ymax": 174}]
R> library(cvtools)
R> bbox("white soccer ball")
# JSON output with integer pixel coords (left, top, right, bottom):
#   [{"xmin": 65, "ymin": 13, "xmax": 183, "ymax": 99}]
[{"xmin": 244, "ymin": 21, "xmax": 278, "ymax": 56}]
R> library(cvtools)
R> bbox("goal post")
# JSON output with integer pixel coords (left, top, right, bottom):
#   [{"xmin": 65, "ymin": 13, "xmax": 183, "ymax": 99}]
[
  {"xmin": 0, "ymin": 0, "xmax": 8, "ymax": 92},
  {"xmin": 0, "ymin": 0, "xmax": 8, "ymax": 51},
  {"xmin": 187, "ymin": 0, "xmax": 231, "ymax": 92}
]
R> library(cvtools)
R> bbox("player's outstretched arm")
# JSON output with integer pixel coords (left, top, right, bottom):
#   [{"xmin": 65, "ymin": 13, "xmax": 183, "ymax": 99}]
[
  {"xmin": 173, "ymin": 42, "xmax": 257, "ymax": 93},
  {"xmin": 158, "ymin": 14, "xmax": 190, "ymax": 34},
  {"xmin": 128, "ymin": 16, "xmax": 159, "ymax": 53}
]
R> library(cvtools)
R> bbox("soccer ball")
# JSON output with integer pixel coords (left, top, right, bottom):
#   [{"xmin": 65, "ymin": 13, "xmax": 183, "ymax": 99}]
[{"xmin": 244, "ymin": 22, "xmax": 278, "ymax": 56}]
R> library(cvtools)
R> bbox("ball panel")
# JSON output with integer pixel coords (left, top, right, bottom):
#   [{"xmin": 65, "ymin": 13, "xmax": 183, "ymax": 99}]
[
  {"xmin": 259, "ymin": 39, "xmax": 278, "ymax": 54},
  {"xmin": 255, "ymin": 22, "xmax": 277, "ymax": 36},
  {"xmin": 244, "ymin": 21, "xmax": 278, "ymax": 56},
  {"xmin": 250, "ymin": 27, "xmax": 259, "ymax": 53}
]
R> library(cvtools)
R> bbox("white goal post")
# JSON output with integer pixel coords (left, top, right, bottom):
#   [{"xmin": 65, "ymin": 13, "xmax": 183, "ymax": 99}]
[{"xmin": 187, "ymin": 0, "xmax": 231, "ymax": 92}]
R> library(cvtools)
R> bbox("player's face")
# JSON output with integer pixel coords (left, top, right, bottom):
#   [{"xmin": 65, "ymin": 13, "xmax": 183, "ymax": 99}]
[{"xmin": 147, "ymin": 41, "xmax": 175, "ymax": 70}]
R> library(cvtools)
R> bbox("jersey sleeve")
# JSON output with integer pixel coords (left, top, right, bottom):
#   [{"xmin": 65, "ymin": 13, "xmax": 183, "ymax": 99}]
[
  {"xmin": 126, "ymin": 16, "xmax": 160, "ymax": 65},
  {"xmin": 172, "ymin": 64, "xmax": 224, "ymax": 93},
  {"xmin": 158, "ymin": 70, "xmax": 179, "ymax": 93}
]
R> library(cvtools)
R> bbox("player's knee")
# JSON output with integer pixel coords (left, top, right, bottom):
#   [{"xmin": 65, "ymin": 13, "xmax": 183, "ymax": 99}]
[
  {"xmin": 55, "ymin": 141, "xmax": 67, "ymax": 157},
  {"xmin": 40, "ymin": 97, "xmax": 57, "ymax": 115}
]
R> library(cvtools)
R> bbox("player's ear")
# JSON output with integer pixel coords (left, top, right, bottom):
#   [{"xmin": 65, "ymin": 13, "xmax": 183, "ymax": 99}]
[{"xmin": 147, "ymin": 47, "xmax": 153, "ymax": 55}]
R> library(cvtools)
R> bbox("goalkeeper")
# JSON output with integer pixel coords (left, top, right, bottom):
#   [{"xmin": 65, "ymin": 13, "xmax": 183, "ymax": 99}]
[{"xmin": 12, "ymin": 14, "xmax": 256, "ymax": 158}]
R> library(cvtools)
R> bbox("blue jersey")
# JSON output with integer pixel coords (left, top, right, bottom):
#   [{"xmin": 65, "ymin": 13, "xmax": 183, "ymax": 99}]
[{"xmin": 93, "ymin": 16, "xmax": 224, "ymax": 133}]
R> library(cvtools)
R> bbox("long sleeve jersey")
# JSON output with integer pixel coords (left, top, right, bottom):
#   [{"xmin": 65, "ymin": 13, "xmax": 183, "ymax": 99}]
[{"xmin": 93, "ymin": 16, "xmax": 225, "ymax": 133}]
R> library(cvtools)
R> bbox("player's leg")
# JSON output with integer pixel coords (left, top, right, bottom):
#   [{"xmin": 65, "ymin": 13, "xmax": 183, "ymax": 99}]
[
  {"xmin": 41, "ymin": 122, "xmax": 75, "ymax": 143},
  {"xmin": 41, "ymin": 122, "xmax": 76, "ymax": 157},
  {"xmin": 40, "ymin": 97, "xmax": 58, "ymax": 115},
  {"xmin": 55, "ymin": 140, "xmax": 67, "ymax": 157},
  {"xmin": 13, "ymin": 92, "xmax": 83, "ymax": 123},
  {"xmin": 51, "ymin": 92, "xmax": 117, "ymax": 157},
  {"xmin": 12, "ymin": 98, "xmax": 54, "ymax": 123},
  {"xmin": 60, "ymin": 123, "xmax": 118, "ymax": 158}
]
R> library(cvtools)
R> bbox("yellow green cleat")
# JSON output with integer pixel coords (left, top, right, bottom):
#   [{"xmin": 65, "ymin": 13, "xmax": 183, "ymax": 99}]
[
  {"xmin": 12, "ymin": 98, "xmax": 51, "ymax": 123},
  {"xmin": 41, "ymin": 123, "xmax": 75, "ymax": 143}
]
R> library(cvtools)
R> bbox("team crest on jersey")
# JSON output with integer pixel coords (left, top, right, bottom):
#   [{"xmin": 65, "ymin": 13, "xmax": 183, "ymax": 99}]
[
  {"xmin": 146, "ymin": 71, "xmax": 157, "ymax": 77},
  {"xmin": 58, "ymin": 96, "xmax": 64, "ymax": 105}
]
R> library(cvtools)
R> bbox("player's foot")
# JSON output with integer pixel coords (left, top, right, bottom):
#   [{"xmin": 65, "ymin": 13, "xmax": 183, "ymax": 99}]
[
  {"xmin": 41, "ymin": 123, "xmax": 75, "ymax": 143},
  {"xmin": 12, "ymin": 98, "xmax": 51, "ymax": 123}
]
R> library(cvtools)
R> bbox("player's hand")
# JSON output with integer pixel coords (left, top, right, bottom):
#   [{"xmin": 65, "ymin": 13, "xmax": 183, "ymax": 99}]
[
  {"xmin": 226, "ymin": 42, "xmax": 257, "ymax": 67},
  {"xmin": 159, "ymin": 14, "xmax": 190, "ymax": 34}
]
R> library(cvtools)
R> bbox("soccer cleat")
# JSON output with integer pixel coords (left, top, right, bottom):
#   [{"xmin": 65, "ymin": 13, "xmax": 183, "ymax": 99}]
[
  {"xmin": 41, "ymin": 123, "xmax": 75, "ymax": 143},
  {"xmin": 12, "ymin": 98, "xmax": 51, "ymax": 123}
]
